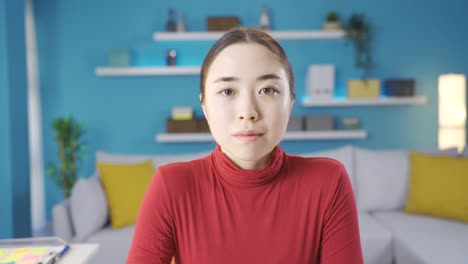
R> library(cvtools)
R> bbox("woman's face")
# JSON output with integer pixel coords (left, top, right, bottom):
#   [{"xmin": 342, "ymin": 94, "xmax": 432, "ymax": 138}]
[{"xmin": 202, "ymin": 43, "xmax": 294, "ymax": 169}]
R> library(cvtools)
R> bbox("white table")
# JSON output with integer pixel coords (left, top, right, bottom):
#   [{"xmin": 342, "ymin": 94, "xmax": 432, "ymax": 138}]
[{"xmin": 59, "ymin": 243, "xmax": 99, "ymax": 264}]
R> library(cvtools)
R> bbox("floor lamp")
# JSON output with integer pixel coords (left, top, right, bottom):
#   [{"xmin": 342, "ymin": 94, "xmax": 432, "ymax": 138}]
[{"xmin": 438, "ymin": 74, "xmax": 466, "ymax": 153}]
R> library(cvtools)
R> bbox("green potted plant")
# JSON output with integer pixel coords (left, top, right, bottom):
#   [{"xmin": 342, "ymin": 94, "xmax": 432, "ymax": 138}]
[
  {"xmin": 47, "ymin": 116, "xmax": 87, "ymax": 199},
  {"xmin": 322, "ymin": 11, "xmax": 342, "ymax": 30},
  {"xmin": 345, "ymin": 13, "xmax": 380, "ymax": 99}
]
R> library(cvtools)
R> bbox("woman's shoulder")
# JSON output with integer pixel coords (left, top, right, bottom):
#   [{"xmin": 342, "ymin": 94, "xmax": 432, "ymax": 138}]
[
  {"xmin": 154, "ymin": 154, "xmax": 212, "ymax": 192},
  {"xmin": 286, "ymin": 153, "xmax": 345, "ymax": 171},
  {"xmin": 284, "ymin": 153, "xmax": 348, "ymax": 186}
]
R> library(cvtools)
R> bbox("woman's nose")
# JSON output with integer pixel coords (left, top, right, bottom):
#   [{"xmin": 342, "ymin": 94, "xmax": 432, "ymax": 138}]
[
  {"xmin": 238, "ymin": 111, "xmax": 258, "ymax": 121},
  {"xmin": 237, "ymin": 97, "xmax": 259, "ymax": 121}
]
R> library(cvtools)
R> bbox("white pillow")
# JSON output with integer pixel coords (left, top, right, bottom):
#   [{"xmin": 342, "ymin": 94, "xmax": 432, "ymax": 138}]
[
  {"xmin": 354, "ymin": 148, "xmax": 409, "ymax": 212},
  {"xmin": 462, "ymin": 146, "xmax": 468, "ymax": 157},
  {"xmin": 300, "ymin": 145, "xmax": 356, "ymax": 191},
  {"xmin": 355, "ymin": 147, "xmax": 460, "ymax": 212},
  {"xmin": 70, "ymin": 176, "xmax": 108, "ymax": 242}
]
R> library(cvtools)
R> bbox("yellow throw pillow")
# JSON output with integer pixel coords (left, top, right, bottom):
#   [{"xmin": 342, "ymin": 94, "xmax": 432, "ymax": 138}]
[
  {"xmin": 404, "ymin": 152, "xmax": 468, "ymax": 222},
  {"xmin": 97, "ymin": 160, "xmax": 154, "ymax": 228}
]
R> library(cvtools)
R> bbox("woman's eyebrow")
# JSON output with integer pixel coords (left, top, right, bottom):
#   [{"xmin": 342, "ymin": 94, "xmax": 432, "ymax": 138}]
[
  {"xmin": 213, "ymin": 76, "xmax": 238, "ymax": 83},
  {"xmin": 213, "ymin": 74, "xmax": 281, "ymax": 83},
  {"xmin": 257, "ymin": 74, "xmax": 281, "ymax": 81}
]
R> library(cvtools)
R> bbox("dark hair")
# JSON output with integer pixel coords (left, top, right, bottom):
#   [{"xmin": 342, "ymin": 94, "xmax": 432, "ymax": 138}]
[{"xmin": 200, "ymin": 27, "xmax": 295, "ymax": 103}]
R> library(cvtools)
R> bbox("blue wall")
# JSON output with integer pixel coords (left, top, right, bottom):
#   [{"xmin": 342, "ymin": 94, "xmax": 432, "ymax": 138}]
[
  {"xmin": 33, "ymin": 0, "xmax": 468, "ymax": 219},
  {"xmin": 0, "ymin": 0, "xmax": 31, "ymax": 238},
  {"xmin": 0, "ymin": 0, "xmax": 13, "ymax": 239}
]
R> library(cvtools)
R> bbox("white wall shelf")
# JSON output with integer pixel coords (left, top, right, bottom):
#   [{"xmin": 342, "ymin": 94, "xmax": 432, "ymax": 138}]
[
  {"xmin": 153, "ymin": 30, "xmax": 345, "ymax": 41},
  {"xmin": 155, "ymin": 130, "xmax": 367, "ymax": 143},
  {"xmin": 301, "ymin": 96, "xmax": 428, "ymax": 107},
  {"xmin": 95, "ymin": 66, "xmax": 200, "ymax": 76}
]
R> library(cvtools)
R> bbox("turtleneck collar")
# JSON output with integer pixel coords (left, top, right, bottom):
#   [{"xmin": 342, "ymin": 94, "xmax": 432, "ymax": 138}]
[{"xmin": 211, "ymin": 144, "xmax": 286, "ymax": 189}]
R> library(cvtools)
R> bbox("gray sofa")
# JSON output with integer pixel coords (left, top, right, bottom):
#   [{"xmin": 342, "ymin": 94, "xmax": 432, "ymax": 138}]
[{"xmin": 53, "ymin": 145, "xmax": 468, "ymax": 264}]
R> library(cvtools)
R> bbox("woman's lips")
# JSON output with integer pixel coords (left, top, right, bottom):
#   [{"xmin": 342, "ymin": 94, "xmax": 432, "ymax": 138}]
[{"xmin": 233, "ymin": 130, "xmax": 264, "ymax": 142}]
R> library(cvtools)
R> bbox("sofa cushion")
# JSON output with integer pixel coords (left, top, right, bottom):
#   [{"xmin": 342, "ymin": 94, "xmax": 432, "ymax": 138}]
[
  {"xmin": 372, "ymin": 211, "xmax": 468, "ymax": 264},
  {"xmin": 301, "ymin": 145, "xmax": 356, "ymax": 191},
  {"xmin": 96, "ymin": 151, "xmax": 153, "ymax": 165},
  {"xmin": 86, "ymin": 225, "xmax": 135, "ymax": 264},
  {"xmin": 354, "ymin": 147, "xmax": 459, "ymax": 212},
  {"xmin": 404, "ymin": 152, "xmax": 468, "ymax": 222},
  {"xmin": 97, "ymin": 160, "xmax": 154, "ymax": 229},
  {"xmin": 95, "ymin": 150, "xmax": 211, "ymax": 171},
  {"xmin": 70, "ymin": 176, "xmax": 109, "ymax": 242},
  {"xmin": 355, "ymin": 148, "xmax": 409, "ymax": 212},
  {"xmin": 358, "ymin": 213, "xmax": 393, "ymax": 264}
]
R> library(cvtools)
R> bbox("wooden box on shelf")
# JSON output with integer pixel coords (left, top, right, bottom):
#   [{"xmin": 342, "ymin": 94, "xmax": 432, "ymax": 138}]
[
  {"xmin": 197, "ymin": 118, "xmax": 210, "ymax": 133},
  {"xmin": 166, "ymin": 119, "xmax": 198, "ymax": 133},
  {"xmin": 206, "ymin": 17, "xmax": 240, "ymax": 31}
]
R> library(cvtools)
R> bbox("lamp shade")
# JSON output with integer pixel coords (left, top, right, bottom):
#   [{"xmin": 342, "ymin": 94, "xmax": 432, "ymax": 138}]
[{"xmin": 438, "ymin": 74, "xmax": 466, "ymax": 151}]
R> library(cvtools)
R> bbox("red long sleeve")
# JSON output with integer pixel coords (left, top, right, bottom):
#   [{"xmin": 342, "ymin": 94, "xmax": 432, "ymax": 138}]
[{"xmin": 127, "ymin": 146, "xmax": 363, "ymax": 264}]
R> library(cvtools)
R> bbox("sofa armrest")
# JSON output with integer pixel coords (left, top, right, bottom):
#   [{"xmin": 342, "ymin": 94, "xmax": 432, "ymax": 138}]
[{"xmin": 52, "ymin": 199, "xmax": 74, "ymax": 242}]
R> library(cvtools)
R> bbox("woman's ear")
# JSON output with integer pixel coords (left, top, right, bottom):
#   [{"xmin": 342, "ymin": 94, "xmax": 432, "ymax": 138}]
[
  {"xmin": 200, "ymin": 94, "xmax": 207, "ymax": 118},
  {"xmin": 289, "ymin": 98, "xmax": 295, "ymax": 113}
]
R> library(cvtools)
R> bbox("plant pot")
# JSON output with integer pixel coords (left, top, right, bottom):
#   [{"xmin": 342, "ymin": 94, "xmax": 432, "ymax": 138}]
[
  {"xmin": 322, "ymin": 21, "xmax": 342, "ymax": 30},
  {"xmin": 347, "ymin": 79, "xmax": 381, "ymax": 99}
]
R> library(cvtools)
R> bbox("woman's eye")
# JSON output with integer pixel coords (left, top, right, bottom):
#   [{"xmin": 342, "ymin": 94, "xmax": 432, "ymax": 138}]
[
  {"xmin": 260, "ymin": 86, "xmax": 278, "ymax": 95},
  {"xmin": 220, "ymin": 88, "xmax": 234, "ymax": 96}
]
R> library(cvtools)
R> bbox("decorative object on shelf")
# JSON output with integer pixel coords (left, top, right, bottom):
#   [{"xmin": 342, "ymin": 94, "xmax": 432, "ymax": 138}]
[
  {"xmin": 109, "ymin": 49, "xmax": 131, "ymax": 67},
  {"xmin": 306, "ymin": 64, "xmax": 335, "ymax": 100},
  {"xmin": 165, "ymin": 8, "xmax": 177, "ymax": 32},
  {"xmin": 345, "ymin": 13, "xmax": 379, "ymax": 98},
  {"xmin": 171, "ymin": 106, "xmax": 193, "ymax": 120},
  {"xmin": 167, "ymin": 119, "xmax": 198, "ymax": 133},
  {"xmin": 287, "ymin": 116, "xmax": 304, "ymax": 131},
  {"xmin": 305, "ymin": 115, "xmax": 335, "ymax": 131},
  {"xmin": 384, "ymin": 79, "xmax": 415, "ymax": 97},
  {"xmin": 345, "ymin": 13, "xmax": 373, "ymax": 77},
  {"xmin": 438, "ymin": 74, "xmax": 466, "ymax": 153},
  {"xmin": 166, "ymin": 117, "xmax": 210, "ymax": 133},
  {"xmin": 166, "ymin": 49, "xmax": 177, "ymax": 66},
  {"xmin": 347, "ymin": 79, "xmax": 380, "ymax": 98},
  {"xmin": 259, "ymin": 6, "xmax": 270, "ymax": 30},
  {"xmin": 47, "ymin": 116, "xmax": 87, "ymax": 199},
  {"xmin": 341, "ymin": 118, "xmax": 360, "ymax": 130},
  {"xmin": 168, "ymin": 107, "xmax": 208, "ymax": 133},
  {"xmin": 197, "ymin": 118, "xmax": 210, "ymax": 133},
  {"xmin": 177, "ymin": 11, "xmax": 186, "ymax": 32},
  {"xmin": 322, "ymin": 11, "xmax": 342, "ymax": 30},
  {"xmin": 206, "ymin": 16, "xmax": 240, "ymax": 31}
]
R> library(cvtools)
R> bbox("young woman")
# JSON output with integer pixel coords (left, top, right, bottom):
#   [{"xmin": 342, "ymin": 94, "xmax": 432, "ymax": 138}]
[{"xmin": 127, "ymin": 27, "xmax": 363, "ymax": 264}]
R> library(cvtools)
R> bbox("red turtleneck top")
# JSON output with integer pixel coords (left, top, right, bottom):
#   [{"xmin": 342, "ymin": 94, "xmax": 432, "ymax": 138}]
[{"xmin": 127, "ymin": 145, "xmax": 363, "ymax": 264}]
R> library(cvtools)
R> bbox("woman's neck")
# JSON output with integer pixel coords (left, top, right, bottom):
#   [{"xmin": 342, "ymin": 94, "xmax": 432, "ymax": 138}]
[{"xmin": 220, "ymin": 147, "xmax": 270, "ymax": 170}]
